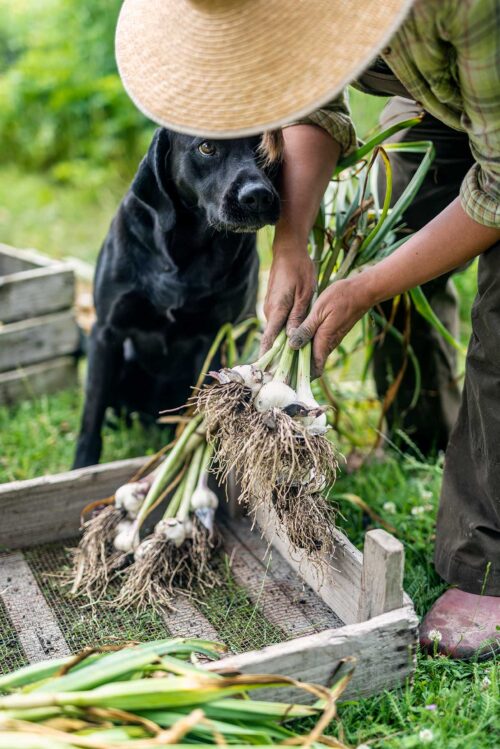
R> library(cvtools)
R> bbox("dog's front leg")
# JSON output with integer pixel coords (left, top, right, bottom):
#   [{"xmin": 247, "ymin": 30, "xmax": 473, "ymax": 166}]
[{"xmin": 73, "ymin": 324, "xmax": 123, "ymax": 468}]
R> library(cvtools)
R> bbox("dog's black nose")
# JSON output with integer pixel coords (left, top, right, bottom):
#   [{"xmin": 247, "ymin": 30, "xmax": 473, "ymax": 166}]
[{"xmin": 238, "ymin": 183, "xmax": 275, "ymax": 212}]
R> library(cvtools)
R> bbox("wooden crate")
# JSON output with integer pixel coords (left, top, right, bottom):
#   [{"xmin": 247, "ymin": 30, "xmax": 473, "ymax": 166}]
[
  {"xmin": 0, "ymin": 459, "xmax": 418, "ymax": 701},
  {"xmin": 0, "ymin": 244, "xmax": 80, "ymax": 405}
]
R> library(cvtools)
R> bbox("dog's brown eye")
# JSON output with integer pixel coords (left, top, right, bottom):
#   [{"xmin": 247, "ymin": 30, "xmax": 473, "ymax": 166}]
[{"xmin": 198, "ymin": 141, "xmax": 216, "ymax": 156}]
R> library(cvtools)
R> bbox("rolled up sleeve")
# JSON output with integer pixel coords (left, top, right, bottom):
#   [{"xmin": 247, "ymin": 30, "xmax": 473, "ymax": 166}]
[
  {"xmin": 450, "ymin": 0, "xmax": 500, "ymax": 228},
  {"xmin": 460, "ymin": 163, "xmax": 500, "ymax": 228},
  {"xmin": 286, "ymin": 90, "xmax": 358, "ymax": 158}
]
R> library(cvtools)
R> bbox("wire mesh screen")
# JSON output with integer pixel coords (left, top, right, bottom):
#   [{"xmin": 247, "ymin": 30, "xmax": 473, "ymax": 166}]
[
  {"xmin": 197, "ymin": 556, "xmax": 285, "ymax": 652},
  {"xmin": 1, "ymin": 522, "xmax": 342, "ymax": 676},
  {"xmin": 23, "ymin": 542, "xmax": 169, "ymax": 654},
  {"xmin": 0, "ymin": 596, "xmax": 28, "ymax": 674}
]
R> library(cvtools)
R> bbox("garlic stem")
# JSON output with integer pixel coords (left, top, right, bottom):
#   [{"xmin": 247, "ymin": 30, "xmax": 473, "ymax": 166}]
[
  {"xmin": 273, "ymin": 341, "xmax": 297, "ymax": 385},
  {"xmin": 190, "ymin": 443, "xmax": 218, "ymax": 510},
  {"xmin": 197, "ymin": 442, "xmax": 214, "ymax": 490},
  {"xmin": 162, "ymin": 472, "xmax": 187, "ymax": 520},
  {"xmin": 253, "ymin": 329, "xmax": 287, "ymax": 371},
  {"xmin": 133, "ymin": 414, "xmax": 204, "ymax": 531},
  {"xmin": 295, "ymin": 343, "xmax": 328, "ymax": 430},
  {"xmin": 177, "ymin": 443, "xmax": 205, "ymax": 522},
  {"xmin": 296, "ymin": 342, "xmax": 314, "ymax": 403}
]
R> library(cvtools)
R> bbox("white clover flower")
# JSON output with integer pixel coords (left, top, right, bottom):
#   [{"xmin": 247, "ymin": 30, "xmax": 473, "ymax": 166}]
[
  {"xmin": 481, "ymin": 676, "xmax": 491, "ymax": 690},
  {"xmin": 421, "ymin": 489, "xmax": 433, "ymax": 500},
  {"xmin": 411, "ymin": 505, "xmax": 425, "ymax": 516},
  {"xmin": 428, "ymin": 629, "xmax": 442, "ymax": 643},
  {"xmin": 383, "ymin": 501, "xmax": 396, "ymax": 514},
  {"xmin": 419, "ymin": 728, "xmax": 434, "ymax": 743},
  {"xmin": 356, "ymin": 745, "xmax": 371, "ymax": 749}
]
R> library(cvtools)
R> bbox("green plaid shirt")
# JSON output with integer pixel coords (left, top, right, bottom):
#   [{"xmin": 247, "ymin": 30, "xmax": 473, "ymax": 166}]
[{"xmin": 297, "ymin": 0, "xmax": 500, "ymax": 228}]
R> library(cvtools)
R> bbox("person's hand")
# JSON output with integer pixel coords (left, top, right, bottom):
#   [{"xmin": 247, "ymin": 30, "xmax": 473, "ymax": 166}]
[
  {"xmin": 261, "ymin": 242, "xmax": 316, "ymax": 353},
  {"xmin": 289, "ymin": 277, "xmax": 373, "ymax": 375}
]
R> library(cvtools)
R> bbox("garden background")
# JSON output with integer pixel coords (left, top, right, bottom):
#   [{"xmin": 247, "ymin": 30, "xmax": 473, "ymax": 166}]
[{"xmin": 0, "ymin": 2, "xmax": 497, "ymax": 747}]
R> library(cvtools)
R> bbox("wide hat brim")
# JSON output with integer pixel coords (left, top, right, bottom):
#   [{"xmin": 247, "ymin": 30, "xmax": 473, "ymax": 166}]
[{"xmin": 116, "ymin": 0, "xmax": 413, "ymax": 138}]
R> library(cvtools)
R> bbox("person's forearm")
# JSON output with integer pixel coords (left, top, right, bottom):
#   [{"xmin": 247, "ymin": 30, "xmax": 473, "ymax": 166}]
[
  {"xmin": 361, "ymin": 198, "xmax": 500, "ymax": 305},
  {"xmin": 274, "ymin": 125, "xmax": 341, "ymax": 248},
  {"xmin": 261, "ymin": 125, "xmax": 341, "ymax": 349}
]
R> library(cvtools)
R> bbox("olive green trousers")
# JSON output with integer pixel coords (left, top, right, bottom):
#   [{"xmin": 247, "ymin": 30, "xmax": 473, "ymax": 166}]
[{"xmin": 375, "ymin": 97, "xmax": 500, "ymax": 594}]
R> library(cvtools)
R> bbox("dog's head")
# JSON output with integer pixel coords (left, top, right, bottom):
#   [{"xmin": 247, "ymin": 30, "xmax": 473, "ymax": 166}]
[{"xmin": 167, "ymin": 131, "xmax": 282, "ymax": 232}]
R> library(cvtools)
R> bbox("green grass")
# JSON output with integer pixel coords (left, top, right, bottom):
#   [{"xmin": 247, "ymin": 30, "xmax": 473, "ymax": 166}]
[
  {"xmin": 334, "ymin": 653, "xmax": 498, "ymax": 748},
  {"xmin": 0, "ymin": 164, "xmax": 131, "ymax": 263},
  {"xmin": 0, "ymin": 88, "xmax": 382, "ymax": 268},
  {"xmin": 0, "ymin": 380, "xmax": 166, "ymax": 482}
]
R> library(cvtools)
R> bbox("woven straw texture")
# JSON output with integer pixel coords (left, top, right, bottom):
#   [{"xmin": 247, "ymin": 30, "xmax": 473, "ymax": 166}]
[{"xmin": 116, "ymin": 0, "xmax": 414, "ymax": 137}]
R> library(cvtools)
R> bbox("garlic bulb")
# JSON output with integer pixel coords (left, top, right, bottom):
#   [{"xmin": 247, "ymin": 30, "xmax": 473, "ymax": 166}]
[
  {"xmin": 116, "ymin": 519, "xmax": 133, "ymax": 534},
  {"xmin": 195, "ymin": 507, "xmax": 216, "ymax": 534},
  {"xmin": 231, "ymin": 365, "xmax": 265, "ymax": 394},
  {"xmin": 134, "ymin": 537, "xmax": 156, "ymax": 562},
  {"xmin": 295, "ymin": 376, "xmax": 326, "ymax": 427},
  {"xmin": 254, "ymin": 382, "xmax": 297, "ymax": 412},
  {"xmin": 191, "ymin": 487, "xmax": 219, "ymax": 510},
  {"xmin": 215, "ymin": 364, "xmax": 271, "ymax": 397},
  {"xmin": 308, "ymin": 411, "xmax": 329, "ymax": 435},
  {"xmin": 156, "ymin": 519, "xmax": 187, "ymax": 548},
  {"xmin": 113, "ymin": 520, "xmax": 138, "ymax": 553},
  {"xmin": 114, "ymin": 482, "xmax": 148, "ymax": 519}
]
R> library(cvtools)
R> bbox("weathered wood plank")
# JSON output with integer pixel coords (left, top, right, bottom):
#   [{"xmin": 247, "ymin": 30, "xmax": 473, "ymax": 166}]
[
  {"xmin": 225, "ymin": 517, "xmax": 343, "ymax": 630},
  {"xmin": 62, "ymin": 257, "xmax": 95, "ymax": 283},
  {"xmin": 0, "ymin": 356, "xmax": 77, "ymax": 407},
  {"xmin": 0, "ymin": 266, "xmax": 75, "ymax": 324},
  {"xmin": 209, "ymin": 605, "xmax": 418, "ymax": 702},
  {"xmin": 358, "ymin": 529, "xmax": 405, "ymax": 621},
  {"xmin": 161, "ymin": 596, "xmax": 221, "ymax": 642},
  {"xmin": 0, "ymin": 310, "xmax": 80, "ymax": 372},
  {"xmin": 222, "ymin": 471, "xmax": 244, "ymax": 520},
  {"xmin": 0, "ymin": 551, "xmax": 70, "ymax": 662},
  {"xmin": 253, "ymin": 502, "xmax": 363, "ymax": 625},
  {"xmin": 0, "ymin": 248, "xmax": 36, "ymax": 276},
  {"xmin": 220, "ymin": 521, "xmax": 314, "ymax": 639},
  {"xmin": 0, "ymin": 458, "xmax": 147, "ymax": 549},
  {"xmin": 0, "ymin": 244, "xmax": 54, "ymax": 272}
]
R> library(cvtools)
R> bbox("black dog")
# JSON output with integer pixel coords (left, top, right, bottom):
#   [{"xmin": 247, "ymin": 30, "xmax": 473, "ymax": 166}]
[{"xmin": 73, "ymin": 128, "xmax": 281, "ymax": 468}]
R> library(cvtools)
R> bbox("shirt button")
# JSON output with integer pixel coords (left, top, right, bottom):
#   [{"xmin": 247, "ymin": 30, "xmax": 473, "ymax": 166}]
[{"xmin": 383, "ymin": 46, "xmax": 391, "ymax": 54}]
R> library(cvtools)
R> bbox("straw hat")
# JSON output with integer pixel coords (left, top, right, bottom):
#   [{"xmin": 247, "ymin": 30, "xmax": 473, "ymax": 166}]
[{"xmin": 116, "ymin": 0, "xmax": 414, "ymax": 138}]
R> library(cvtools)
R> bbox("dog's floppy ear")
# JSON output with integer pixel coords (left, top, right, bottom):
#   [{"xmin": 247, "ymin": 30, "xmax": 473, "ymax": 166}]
[
  {"xmin": 122, "ymin": 128, "xmax": 176, "ymax": 254},
  {"xmin": 258, "ymin": 129, "xmax": 284, "ymax": 186}
]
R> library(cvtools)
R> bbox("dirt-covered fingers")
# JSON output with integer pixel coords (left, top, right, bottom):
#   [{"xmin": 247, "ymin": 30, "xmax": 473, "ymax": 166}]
[
  {"xmin": 261, "ymin": 250, "xmax": 315, "ymax": 353},
  {"xmin": 289, "ymin": 279, "xmax": 369, "ymax": 376}
]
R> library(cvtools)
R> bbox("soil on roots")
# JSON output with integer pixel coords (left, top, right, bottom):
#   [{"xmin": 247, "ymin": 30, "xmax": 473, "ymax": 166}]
[
  {"xmin": 195, "ymin": 380, "xmax": 253, "ymax": 438},
  {"xmin": 115, "ymin": 520, "xmax": 219, "ymax": 613},
  {"xmin": 270, "ymin": 487, "xmax": 337, "ymax": 558},
  {"xmin": 69, "ymin": 505, "xmax": 127, "ymax": 602},
  {"xmin": 197, "ymin": 382, "xmax": 338, "ymax": 559}
]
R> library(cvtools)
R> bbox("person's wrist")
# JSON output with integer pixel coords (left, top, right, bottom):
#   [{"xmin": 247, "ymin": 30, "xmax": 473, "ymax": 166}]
[
  {"xmin": 273, "ymin": 219, "xmax": 310, "ymax": 252},
  {"xmin": 343, "ymin": 273, "xmax": 378, "ymax": 314},
  {"xmin": 272, "ymin": 234, "xmax": 309, "ymax": 260}
]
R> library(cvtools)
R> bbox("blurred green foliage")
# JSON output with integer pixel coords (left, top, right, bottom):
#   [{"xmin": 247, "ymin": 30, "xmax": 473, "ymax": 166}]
[
  {"xmin": 0, "ymin": 1, "xmax": 384, "ymax": 187},
  {"xmin": 0, "ymin": 0, "xmax": 154, "ymax": 180}
]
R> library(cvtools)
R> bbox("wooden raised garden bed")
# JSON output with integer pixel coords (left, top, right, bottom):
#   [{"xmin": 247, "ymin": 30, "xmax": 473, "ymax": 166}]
[
  {"xmin": 0, "ymin": 458, "xmax": 418, "ymax": 702},
  {"xmin": 0, "ymin": 244, "xmax": 79, "ymax": 405}
]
